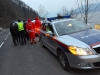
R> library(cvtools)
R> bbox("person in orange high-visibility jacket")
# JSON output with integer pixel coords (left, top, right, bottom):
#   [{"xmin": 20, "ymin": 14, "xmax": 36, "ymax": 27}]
[
  {"xmin": 35, "ymin": 17, "xmax": 42, "ymax": 42},
  {"xmin": 26, "ymin": 19, "xmax": 36, "ymax": 45}
]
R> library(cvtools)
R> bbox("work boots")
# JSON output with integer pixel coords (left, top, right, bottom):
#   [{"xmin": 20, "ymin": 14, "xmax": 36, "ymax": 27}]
[{"xmin": 30, "ymin": 39, "xmax": 37, "ymax": 45}]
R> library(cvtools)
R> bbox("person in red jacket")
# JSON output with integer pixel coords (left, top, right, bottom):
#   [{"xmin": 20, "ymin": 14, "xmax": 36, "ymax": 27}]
[
  {"xmin": 35, "ymin": 17, "xmax": 42, "ymax": 42},
  {"xmin": 26, "ymin": 19, "xmax": 36, "ymax": 45}
]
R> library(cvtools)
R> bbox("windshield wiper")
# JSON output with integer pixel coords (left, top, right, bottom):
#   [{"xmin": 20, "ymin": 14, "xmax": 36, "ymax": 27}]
[{"xmin": 61, "ymin": 33, "xmax": 68, "ymax": 35}]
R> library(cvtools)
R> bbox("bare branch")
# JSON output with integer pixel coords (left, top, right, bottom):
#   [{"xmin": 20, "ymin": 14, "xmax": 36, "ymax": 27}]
[
  {"xmin": 38, "ymin": 4, "xmax": 48, "ymax": 18},
  {"xmin": 59, "ymin": 6, "xmax": 78, "ymax": 18},
  {"xmin": 77, "ymin": 0, "xmax": 98, "ymax": 24}
]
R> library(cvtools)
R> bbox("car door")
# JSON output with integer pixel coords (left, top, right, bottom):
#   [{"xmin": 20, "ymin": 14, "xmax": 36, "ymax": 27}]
[
  {"xmin": 46, "ymin": 23, "xmax": 58, "ymax": 53},
  {"xmin": 40, "ymin": 23, "xmax": 50, "ymax": 47}
]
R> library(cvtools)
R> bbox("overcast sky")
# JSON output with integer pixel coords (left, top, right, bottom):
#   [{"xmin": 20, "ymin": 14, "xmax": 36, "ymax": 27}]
[{"xmin": 21, "ymin": 0, "xmax": 100, "ymax": 17}]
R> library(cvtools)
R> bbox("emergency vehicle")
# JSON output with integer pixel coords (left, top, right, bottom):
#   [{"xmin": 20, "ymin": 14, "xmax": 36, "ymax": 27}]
[{"xmin": 40, "ymin": 15, "xmax": 100, "ymax": 71}]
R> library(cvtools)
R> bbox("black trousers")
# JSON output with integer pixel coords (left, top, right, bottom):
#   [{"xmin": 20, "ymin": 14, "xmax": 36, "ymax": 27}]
[
  {"xmin": 11, "ymin": 34, "xmax": 19, "ymax": 45},
  {"xmin": 19, "ymin": 30, "xmax": 26, "ymax": 44}
]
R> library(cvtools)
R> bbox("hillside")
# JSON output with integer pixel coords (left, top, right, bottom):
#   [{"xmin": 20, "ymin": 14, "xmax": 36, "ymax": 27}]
[
  {"xmin": 0, "ymin": 0, "xmax": 39, "ymax": 28},
  {"xmin": 89, "ymin": 2, "xmax": 100, "ymax": 12}
]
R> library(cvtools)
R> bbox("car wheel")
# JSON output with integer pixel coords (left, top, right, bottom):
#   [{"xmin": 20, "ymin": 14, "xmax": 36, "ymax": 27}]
[
  {"xmin": 58, "ymin": 50, "xmax": 71, "ymax": 71},
  {"xmin": 40, "ymin": 38, "xmax": 45, "ymax": 48}
]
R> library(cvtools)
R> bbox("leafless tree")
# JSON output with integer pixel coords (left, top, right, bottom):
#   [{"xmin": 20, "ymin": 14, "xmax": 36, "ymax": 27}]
[
  {"xmin": 38, "ymin": 4, "xmax": 48, "ymax": 18},
  {"xmin": 69, "ymin": 9, "xmax": 78, "ymax": 18},
  {"xmin": 77, "ymin": 0, "xmax": 98, "ymax": 24},
  {"xmin": 59, "ymin": 6, "xmax": 78, "ymax": 18},
  {"xmin": 60, "ymin": 6, "xmax": 69, "ymax": 16}
]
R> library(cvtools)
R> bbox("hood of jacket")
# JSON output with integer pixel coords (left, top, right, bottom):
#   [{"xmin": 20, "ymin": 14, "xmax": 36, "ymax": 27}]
[
  {"xmin": 35, "ymin": 17, "xmax": 39, "ymax": 20},
  {"xmin": 28, "ymin": 19, "xmax": 31, "ymax": 23}
]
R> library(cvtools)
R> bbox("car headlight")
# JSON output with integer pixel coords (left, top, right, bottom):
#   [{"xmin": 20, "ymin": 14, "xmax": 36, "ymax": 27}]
[{"xmin": 68, "ymin": 46, "xmax": 94, "ymax": 55}]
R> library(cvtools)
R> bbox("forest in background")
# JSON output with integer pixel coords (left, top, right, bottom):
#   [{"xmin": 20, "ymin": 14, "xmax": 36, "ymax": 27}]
[{"xmin": 0, "ymin": 0, "xmax": 39, "ymax": 28}]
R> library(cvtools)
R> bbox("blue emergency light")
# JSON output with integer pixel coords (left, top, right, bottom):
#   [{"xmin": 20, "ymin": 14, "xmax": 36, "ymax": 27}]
[{"xmin": 47, "ymin": 15, "xmax": 71, "ymax": 22}]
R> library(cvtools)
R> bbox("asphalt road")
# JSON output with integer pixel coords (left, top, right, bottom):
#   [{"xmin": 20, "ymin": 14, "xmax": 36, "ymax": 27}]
[{"xmin": 0, "ymin": 29, "xmax": 100, "ymax": 75}]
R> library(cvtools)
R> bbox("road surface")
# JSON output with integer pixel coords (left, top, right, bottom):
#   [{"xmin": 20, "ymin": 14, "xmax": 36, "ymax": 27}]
[{"xmin": 0, "ymin": 29, "xmax": 100, "ymax": 75}]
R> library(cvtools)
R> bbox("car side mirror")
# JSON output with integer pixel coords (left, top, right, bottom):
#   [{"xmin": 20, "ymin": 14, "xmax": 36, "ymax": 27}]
[{"xmin": 87, "ymin": 23, "xmax": 92, "ymax": 29}]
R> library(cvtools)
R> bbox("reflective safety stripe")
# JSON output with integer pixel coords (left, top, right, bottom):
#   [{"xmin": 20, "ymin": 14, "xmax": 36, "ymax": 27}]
[
  {"xmin": 28, "ymin": 29, "xmax": 35, "ymax": 32},
  {"xmin": 46, "ymin": 28, "xmax": 50, "ymax": 32},
  {"xmin": 17, "ymin": 22, "xmax": 24, "ymax": 31}
]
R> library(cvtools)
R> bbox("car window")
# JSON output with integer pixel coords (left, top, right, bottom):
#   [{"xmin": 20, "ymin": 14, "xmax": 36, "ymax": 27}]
[
  {"xmin": 42, "ymin": 23, "xmax": 54, "ymax": 33},
  {"xmin": 41, "ymin": 23, "xmax": 47, "ymax": 31},
  {"xmin": 54, "ymin": 20, "xmax": 91, "ymax": 36},
  {"xmin": 47, "ymin": 23, "xmax": 54, "ymax": 33}
]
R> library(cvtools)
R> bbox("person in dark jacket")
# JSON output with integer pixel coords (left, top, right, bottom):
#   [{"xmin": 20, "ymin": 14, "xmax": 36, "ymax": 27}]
[
  {"xmin": 23, "ymin": 20, "xmax": 29, "ymax": 41},
  {"xmin": 10, "ymin": 22, "xmax": 19, "ymax": 46}
]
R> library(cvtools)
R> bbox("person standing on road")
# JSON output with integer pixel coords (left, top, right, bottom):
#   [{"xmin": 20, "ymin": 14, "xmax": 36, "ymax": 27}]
[
  {"xmin": 9, "ymin": 22, "xmax": 19, "ymax": 46},
  {"xmin": 17, "ymin": 20, "xmax": 26, "ymax": 45},
  {"xmin": 35, "ymin": 17, "xmax": 42, "ymax": 42},
  {"xmin": 26, "ymin": 19, "xmax": 36, "ymax": 45},
  {"xmin": 23, "ymin": 20, "xmax": 29, "ymax": 41}
]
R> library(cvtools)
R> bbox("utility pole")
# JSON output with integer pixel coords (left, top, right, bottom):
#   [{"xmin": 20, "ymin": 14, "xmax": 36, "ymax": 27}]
[{"xmin": 85, "ymin": 0, "xmax": 88, "ymax": 24}]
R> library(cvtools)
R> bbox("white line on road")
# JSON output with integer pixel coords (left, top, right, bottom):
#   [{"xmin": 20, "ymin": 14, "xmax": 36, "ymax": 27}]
[
  {"xmin": 0, "ymin": 42, "xmax": 4, "ymax": 48},
  {"xmin": 0, "ymin": 32, "xmax": 10, "ymax": 48},
  {"xmin": 4, "ymin": 32, "xmax": 10, "ymax": 40}
]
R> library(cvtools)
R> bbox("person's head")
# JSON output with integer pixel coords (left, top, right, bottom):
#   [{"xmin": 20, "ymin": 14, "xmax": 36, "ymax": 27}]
[
  {"xmin": 11, "ymin": 23, "xmax": 16, "ymax": 27},
  {"xmin": 35, "ymin": 17, "xmax": 39, "ymax": 20},
  {"xmin": 18, "ymin": 20, "xmax": 21, "ymax": 22},
  {"xmin": 28, "ymin": 18, "xmax": 31, "ymax": 23},
  {"xmin": 23, "ymin": 20, "xmax": 25, "ymax": 22},
  {"xmin": 23, "ymin": 20, "xmax": 27, "ymax": 23}
]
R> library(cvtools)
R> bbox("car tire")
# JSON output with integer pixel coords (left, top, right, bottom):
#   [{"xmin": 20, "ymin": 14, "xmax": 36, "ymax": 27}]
[
  {"xmin": 40, "ymin": 38, "xmax": 45, "ymax": 48},
  {"xmin": 58, "ymin": 50, "xmax": 71, "ymax": 71}
]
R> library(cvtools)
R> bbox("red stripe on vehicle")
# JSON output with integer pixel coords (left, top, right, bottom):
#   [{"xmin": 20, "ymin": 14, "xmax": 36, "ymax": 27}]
[
  {"xmin": 48, "ymin": 36, "xmax": 69, "ymax": 52},
  {"xmin": 90, "ymin": 42, "xmax": 100, "ymax": 47}
]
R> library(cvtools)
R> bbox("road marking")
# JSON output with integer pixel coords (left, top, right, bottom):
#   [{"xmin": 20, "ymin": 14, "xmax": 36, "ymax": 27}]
[
  {"xmin": 0, "ymin": 32, "xmax": 10, "ymax": 48},
  {"xmin": 0, "ymin": 42, "xmax": 4, "ymax": 48},
  {"xmin": 4, "ymin": 32, "xmax": 10, "ymax": 40}
]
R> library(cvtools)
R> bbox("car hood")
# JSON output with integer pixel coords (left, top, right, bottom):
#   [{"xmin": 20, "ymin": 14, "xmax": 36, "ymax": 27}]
[
  {"xmin": 57, "ymin": 29, "xmax": 100, "ymax": 47},
  {"xmin": 68, "ymin": 29, "xmax": 100, "ymax": 47}
]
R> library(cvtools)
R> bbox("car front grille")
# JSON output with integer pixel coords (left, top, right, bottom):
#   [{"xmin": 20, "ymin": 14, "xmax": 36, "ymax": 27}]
[{"xmin": 93, "ymin": 47, "xmax": 100, "ymax": 54}]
